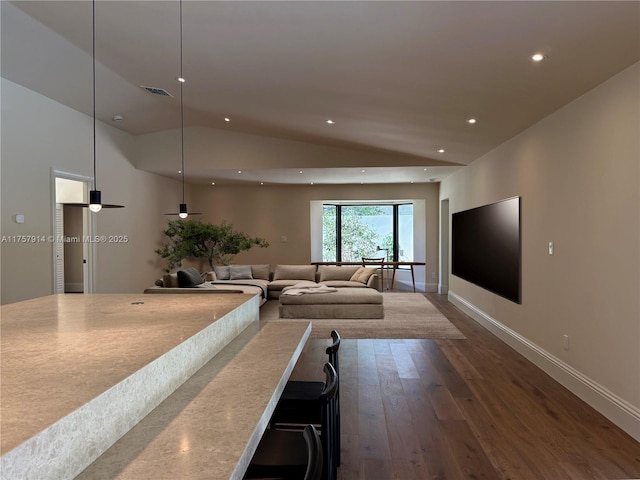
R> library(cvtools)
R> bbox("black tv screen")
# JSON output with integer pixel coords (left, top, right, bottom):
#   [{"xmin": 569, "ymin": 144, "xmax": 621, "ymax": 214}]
[{"xmin": 452, "ymin": 197, "xmax": 521, "ymax": 303}]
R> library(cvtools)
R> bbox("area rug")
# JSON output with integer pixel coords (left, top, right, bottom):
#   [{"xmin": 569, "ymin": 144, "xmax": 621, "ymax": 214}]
[{"xmin": 260, "ymin": 292, "xmax": 466, "ymax": 339}]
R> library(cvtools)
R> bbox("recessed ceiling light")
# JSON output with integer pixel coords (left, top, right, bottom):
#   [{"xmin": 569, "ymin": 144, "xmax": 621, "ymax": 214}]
[
  {"xmin": 299, "ymin": 170, "xmax": 303, "ymax": 174},
  {"xmin": 260, "ymin": 182, "xmax": 264, "ymax": 185},
  {"xmin": 238, "ymin": 170, "xmax": 242, "ymax": 174},
  {"xmin": 178, "ymin": 77, "xmax": 186, "ymax": 83},
  {"xmin": 224, "ymin": 117, "xmax": 231, "ymax": 122},
  {"xmin": 530, "ymin": 53, "xmax": 546, "ymax": 62},
  {"xmin": 361, "ymin": 169, "xmax": 366, "ymax": 173},
  {"xmin": 437, "ymin": 149, "xmax": 445, "ymax": 154},
  {"xmin": 326, "ymin": 120, "xmax": 335, "ymax": 125},
  {"xmin": 211, "ymin": 182, "xmax": 215, "ymax": 185},
  {"xmin": 178, "ymin": 170, "xmax": 182, "ymax": 174},
  {"xmin": 112, "ymin": 115, "xmax": 123, "ymax": 122},
  {"xmin": 310, "ymin": 182, "xmax": 314, "ymax": 185},
  {"xmin": 467, "ymin": 118, "xmax": 477, "ymax": 124}
]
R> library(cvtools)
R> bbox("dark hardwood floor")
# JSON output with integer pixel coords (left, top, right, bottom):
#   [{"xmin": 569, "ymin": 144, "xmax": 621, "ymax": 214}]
[{"xmin": 288, "ymin": 292, "xmax": 640, "ymax": 480}]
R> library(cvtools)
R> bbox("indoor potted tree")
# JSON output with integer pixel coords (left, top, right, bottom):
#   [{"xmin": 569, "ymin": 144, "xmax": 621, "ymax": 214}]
[{"xmin": 156, "ymin": 219, "xmax": 269, "ymax": 272}]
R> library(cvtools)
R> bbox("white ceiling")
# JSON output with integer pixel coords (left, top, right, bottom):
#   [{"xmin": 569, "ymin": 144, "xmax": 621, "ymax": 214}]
[{"xmin": 2, "ymin": 1, "xmax": 639, "ymax": 184}]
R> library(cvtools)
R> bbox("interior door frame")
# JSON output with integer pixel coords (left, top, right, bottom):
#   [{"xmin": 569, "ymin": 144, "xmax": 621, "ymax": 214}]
[
  {"xmin": 439, "ymin": 198, "xmax": 450, "ymax": 294},
  {"xmin": 51, "ymin": 169, "xmax": 96, "ymax": 294}
]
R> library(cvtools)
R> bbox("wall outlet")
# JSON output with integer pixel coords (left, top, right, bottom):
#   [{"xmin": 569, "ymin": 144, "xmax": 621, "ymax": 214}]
[
  {"xmin": 431, "ymin": 272, "xmax": 436, "ymax": 280},
  {"xmin": 280, "ymin": 235, "xmax": 287, "ymax": 243},
  {"xmin": 548, "ymin": 242, "xmax": 554, "ymax": 255},
  {"xmin": 563, "ymin": 334, "xmax": 569, "ymax": 351}
]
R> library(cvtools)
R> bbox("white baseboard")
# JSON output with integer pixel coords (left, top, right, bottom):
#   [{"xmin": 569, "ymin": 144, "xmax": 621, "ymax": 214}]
[{"xmin": 448, "ymin": 291, "xmax": 640, "ymax": 443}]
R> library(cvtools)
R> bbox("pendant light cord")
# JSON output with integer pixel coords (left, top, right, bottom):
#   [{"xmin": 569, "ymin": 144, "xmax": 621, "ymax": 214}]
[
  {"xmin": 92, "ymin": 0, "xmax": 97, "ymax": 191},
  {"xmin": 180, "ymin": 0, "xmax": 185, "ymax": 204}
]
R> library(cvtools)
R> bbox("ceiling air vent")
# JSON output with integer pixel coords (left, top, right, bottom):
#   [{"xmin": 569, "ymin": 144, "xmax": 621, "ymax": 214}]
[{"xmin": 140, "ymin": 85, "xmax": 173, "ymax": 97}]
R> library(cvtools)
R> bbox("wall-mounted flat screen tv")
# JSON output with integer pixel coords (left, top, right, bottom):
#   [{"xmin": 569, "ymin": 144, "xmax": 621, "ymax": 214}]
[{"xmin": 452, "ymin": 197, "xmax": 521, "ymax": 303}]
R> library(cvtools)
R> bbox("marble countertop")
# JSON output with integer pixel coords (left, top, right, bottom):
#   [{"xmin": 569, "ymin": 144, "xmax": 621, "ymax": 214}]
[
  {"xmin": 76, "ymin": 320, "xmax": 311, "ymax": 480},
  {"xmin": 0, "ymin": 293, "xmax": 255, "ymax": 454}
]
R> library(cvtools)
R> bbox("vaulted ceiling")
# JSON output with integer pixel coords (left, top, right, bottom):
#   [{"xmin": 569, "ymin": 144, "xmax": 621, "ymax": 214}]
[{"xmin": 3, "ymin": 1, "xmax": 639, "ymax": 184}]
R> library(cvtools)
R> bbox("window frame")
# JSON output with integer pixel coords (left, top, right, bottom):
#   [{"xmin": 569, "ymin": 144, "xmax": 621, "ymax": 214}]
[{"xmin": 322, "ymin": 202, "xmax": 413, "ymax": 266}]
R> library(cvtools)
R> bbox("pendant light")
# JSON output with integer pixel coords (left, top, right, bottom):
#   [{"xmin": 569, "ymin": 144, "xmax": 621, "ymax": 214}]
[
  {"xmin": 166, "ymin": 0, "xmax": 200, "ymax": 218},
  {"xmin": 67, "ymin": 0, "xmax": 124, "ymax": 210}
]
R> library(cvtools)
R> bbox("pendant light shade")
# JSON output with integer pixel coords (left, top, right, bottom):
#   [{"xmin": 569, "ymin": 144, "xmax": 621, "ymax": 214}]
[
  {"xmin": 178, "ymin": 203, "xmax": 189, "ymax": 219},
  {"xmin": 165, "ymin": 0, "xmax": 200, "ymax": 218},
  {"xmin": 89, "ymin": 190, "xmax": 102, "ymax": 212}
]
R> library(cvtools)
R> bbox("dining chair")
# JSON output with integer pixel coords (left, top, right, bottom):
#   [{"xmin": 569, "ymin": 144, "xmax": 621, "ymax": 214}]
[{"xmin": 247, "ymin": 363, "xmax": 338, "ymax": 480}]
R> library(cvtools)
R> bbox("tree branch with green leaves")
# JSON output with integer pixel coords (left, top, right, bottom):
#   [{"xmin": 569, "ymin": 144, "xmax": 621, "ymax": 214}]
[{"xmin": 155, "ymin": 219, "xmax": 269, "ymax": 272}]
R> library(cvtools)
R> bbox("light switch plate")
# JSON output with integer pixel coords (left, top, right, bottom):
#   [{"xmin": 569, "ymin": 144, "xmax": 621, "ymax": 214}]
[{"xmin": 548, "ymin": 242, "xmax": 554, "ymax": 255}]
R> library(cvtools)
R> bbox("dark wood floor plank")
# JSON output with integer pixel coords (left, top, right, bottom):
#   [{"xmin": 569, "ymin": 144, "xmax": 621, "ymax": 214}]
[
  {"xmin": 356, "ymin": 340, "xmax": 393, "ymax": 464},
  {"xmin": 400, "ymin": 377, "xmax": 466, "ymax": 479},
  {"xmin": 389, "ymin": 341, "xmax": 420, "ymax": 379},
  {"xmin": 374, "ymin": 347, "xmax": 432, "ymax": 478},
  {"xmin": 455, "ymin": 395, "xmax": 544, "ymax": 480}
]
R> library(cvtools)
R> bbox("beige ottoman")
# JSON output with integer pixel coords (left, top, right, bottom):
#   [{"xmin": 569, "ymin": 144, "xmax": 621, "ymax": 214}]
[{"xmin": 279, "ymin": 288, "xmax": 384, "ymax": 319}]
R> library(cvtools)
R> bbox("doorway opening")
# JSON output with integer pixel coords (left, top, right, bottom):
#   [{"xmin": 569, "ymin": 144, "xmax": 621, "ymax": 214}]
[{"xmin": 52, "ymin": 171, "xmax": 95, "ymax": 294}]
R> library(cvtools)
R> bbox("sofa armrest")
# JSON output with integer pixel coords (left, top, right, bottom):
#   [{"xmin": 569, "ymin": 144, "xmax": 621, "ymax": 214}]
[{"xmin": 366, "ymin": 274, "xmax": 380, "ymax": 290}]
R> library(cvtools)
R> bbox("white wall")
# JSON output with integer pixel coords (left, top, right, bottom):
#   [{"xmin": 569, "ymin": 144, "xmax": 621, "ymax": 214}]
[
  {"xmin": 1, "ymin": 79, "xmax": 184, "ymax": 304},
  {"xmin": 440, "ymin": 63, "xmax": 640, "ymax": 440}
]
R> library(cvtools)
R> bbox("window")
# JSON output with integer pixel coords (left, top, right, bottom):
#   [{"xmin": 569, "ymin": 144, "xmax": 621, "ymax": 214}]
[{"xmin": 322, "ymin": 203, "xmax": 414, "ymax": 262}]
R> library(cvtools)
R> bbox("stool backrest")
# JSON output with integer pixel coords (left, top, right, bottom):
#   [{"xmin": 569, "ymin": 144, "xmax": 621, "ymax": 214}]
[
  {"xmin": 319, "ymin": 362, "xmax": 338, "ymax": 480},
  {"xmin": 303, "ymin": 424, "xmax": 323, "ymax": 480},
  {"xmin": 325, "ymin": 330, "xmax": 341, "ymax": 375}
]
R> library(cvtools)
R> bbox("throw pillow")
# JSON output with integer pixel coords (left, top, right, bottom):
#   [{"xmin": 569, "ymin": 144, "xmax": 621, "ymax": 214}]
[
  {"xmin": 272, "ymin": 265, "xmax": 317, "ymax": 281},
  {"xmin": 251, "ymin": 264, "xmax": 271, "ymax": 281},
  {"xmin": 204, "ymin": 271, "xmax": 217, "ymax": 282},
  {"xmin": 318, "ymin": 265, "xmax": 360, "ymax": 282},
  {"xmin": 162, "ymin": 273, "xmax": 180, "ymax": 288},
  {"xmin": 229, "ymin": 265, "xmax": 253, "ymax": 280},
  {"xmin": 213, "ymin": 265, "xmax": 230, "ymax": 280},
  {"xmin": 177, "ymin": 267, "xmax": 204, "ymax": 287},
  {"xmin": 350, "ymin": 267, "xmax": 376, "ymax": 285}
]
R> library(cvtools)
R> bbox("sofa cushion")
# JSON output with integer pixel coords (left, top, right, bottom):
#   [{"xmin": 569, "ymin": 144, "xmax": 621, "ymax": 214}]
[
  {"xmin": 177, "ymin": 267, "xmax": 204, "ymax": 287},
  {"xmin": 279, "ymin": 287, "xmax": 383, "ymax": 305},
  {"xmin": 213, "ymin": 265, "xmax": 230, "ymax": 280},
  {"xmin": 162, "ymin": 273, "xmax": 180, "ymax": 288},
  {"xmin": 350, "ymin": 267, "xmax": 377, "ymax": 284},
  {"xmin": 269, "ymin": 279, "xmax": 304, "ymax": 291},
  {"xmin": 272, "ymin": 265, "xmax": 316, "ymax": 281},
  {"xmin": 229, "ymin": 265, "xmax": 253, "ymax": 280},
  {"xmin": 251, "ymin": 264, "xmax": 271, "ymax": 281},
  {"xmin": 318, "ymin": 265, "xmax": 360, "ymax": 282},
  {"xmin": 323, "ymin": 280, "xmax": 369, "ymax": 288}
]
